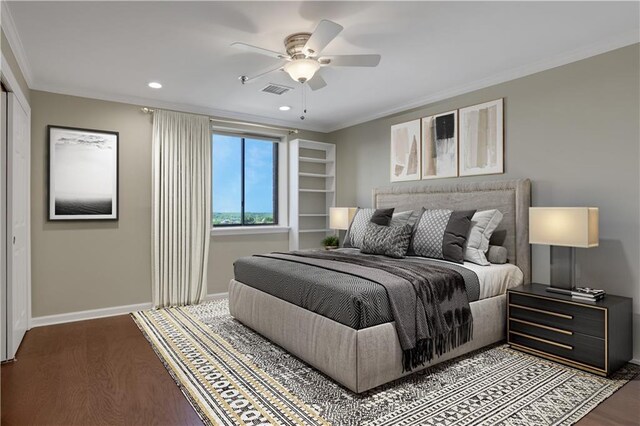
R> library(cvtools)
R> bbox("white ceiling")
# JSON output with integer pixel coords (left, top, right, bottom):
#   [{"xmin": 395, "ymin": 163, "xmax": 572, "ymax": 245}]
[{"xmin": 5, "ymin": 1, "xmax": 639, "ymax": 132}]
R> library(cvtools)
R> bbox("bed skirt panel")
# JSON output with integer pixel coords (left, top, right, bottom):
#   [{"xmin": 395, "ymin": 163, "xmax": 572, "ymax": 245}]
[
  {"xmin": 356, "ymin": 293, "xmax": 506, "ymax": 391},
  {"xmin": 229, "ymin": 279, "xmax": 359, "ymax": 390},
  {"xmin": 229, "ymin": 279, "xmax": 506, "ymax": 393}
]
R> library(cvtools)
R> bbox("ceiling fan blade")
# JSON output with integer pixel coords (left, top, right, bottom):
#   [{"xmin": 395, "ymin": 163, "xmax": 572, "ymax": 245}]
[
  {"xmin": 231, "ymin": 42, "xmax": 289, "ymax": 60},
  {"xmin": 303, "ymin": 20, "xmax": 343, "ymax": 57},
  {"xmin": 307, "ymin": 74, "xmax": 327, "ymax": 91},
  {"xmin": 320, "ymin": 54, "xmax": 381, "ymax": 67},
  {"xmin": 239, "ymin": 61, "xmax": 287, "ymax": 84}
]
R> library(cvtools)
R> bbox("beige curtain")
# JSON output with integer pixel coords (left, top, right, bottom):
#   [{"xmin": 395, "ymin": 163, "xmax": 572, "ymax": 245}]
[{"xmin": 152, "ymin": 110, "xmax": 211, "ymax": 308}]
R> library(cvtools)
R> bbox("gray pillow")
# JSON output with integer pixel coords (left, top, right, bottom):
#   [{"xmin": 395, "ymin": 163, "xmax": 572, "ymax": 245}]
[
  {"xmin": 409, "ymin": 209, "xmax": 476, "ymax": 264},
  {"xmin": 343, "ymin": 208, "xmax": 375, "ymax": 249},
  {"xmin": 370, "ymin": 208, "xmax": 394, "ymax": 225},
  {"xmin": 486, "ymin": 245, "xmax": 508, "ymax": 264},
  {"xmin": 389, "ymin": 208, "xmax": 425, "ymax": 229},
  {"xmin": 361, "ymin": 222, "xmax": 412, "ymax": 258},
  {"xmin": 464, "ymin": 209, "xmax": 504, "ymax": 266}
]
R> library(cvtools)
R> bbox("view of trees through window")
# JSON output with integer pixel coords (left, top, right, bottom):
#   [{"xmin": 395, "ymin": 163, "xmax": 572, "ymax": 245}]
[{"xmin": 212, "ymin": 134, "xmax": 277, "ymax": 226}]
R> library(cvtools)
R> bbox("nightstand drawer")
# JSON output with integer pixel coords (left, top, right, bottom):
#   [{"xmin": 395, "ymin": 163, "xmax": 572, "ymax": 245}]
[
  {"xmin": 508, "ymin": 319, "xmax": 606, "ymax": 370},
  {"xmin": 508, "ymin": 284, "xmax": 633, "ymax": 376},
  {"xmin": 509, "ymin": 292, "xmax": 605, "ymax": 338}
]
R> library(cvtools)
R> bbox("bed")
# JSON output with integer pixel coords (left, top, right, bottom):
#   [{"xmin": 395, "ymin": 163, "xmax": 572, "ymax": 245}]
[{"xmin": 229, "ymin": 179, "xmax": 531, "ymax": 393}]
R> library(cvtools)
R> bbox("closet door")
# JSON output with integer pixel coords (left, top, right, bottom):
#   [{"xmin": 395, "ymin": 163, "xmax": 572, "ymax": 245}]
[
  {"xmin": 6, "ymin": 92, "xmax": 30, "ymax": 360},
  {"xmin": 1, "ymin": 90, "xmax": 6, "ymax": 361}
]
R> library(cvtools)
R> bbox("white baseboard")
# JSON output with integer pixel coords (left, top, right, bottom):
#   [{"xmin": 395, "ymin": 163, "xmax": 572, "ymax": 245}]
[
  {"xmin": 202, "ymin": 292, "xmax": 229, "ymax": 301},
  {"xmin": 30, "ymin": 302, "xmax": 153, "ymax": 328},
  {"xmin": 29, "ymin": 293, "xmax": 228, "ymax": 328},
  {"xmin": 630, "ymin": 358, "xmax": 640, "ymax": 366}
]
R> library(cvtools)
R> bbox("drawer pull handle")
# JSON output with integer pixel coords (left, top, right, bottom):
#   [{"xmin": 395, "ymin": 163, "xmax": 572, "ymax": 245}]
[
  {"xmin": 509, "ymin": 318, "xmax": 573, "ymax": 335},
  {"xmin": 509, "ymin": 331, "xmax": 573, "ymax": 350},
  {"xmin": 509, "ymin": 303, "xmax": 573, "ymax": 320}
]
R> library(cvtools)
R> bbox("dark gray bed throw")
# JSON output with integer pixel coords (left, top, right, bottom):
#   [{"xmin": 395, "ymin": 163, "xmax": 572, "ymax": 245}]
[{"xmin": 258, "ymin": 251, "xmax": 473, "ymax": 372}]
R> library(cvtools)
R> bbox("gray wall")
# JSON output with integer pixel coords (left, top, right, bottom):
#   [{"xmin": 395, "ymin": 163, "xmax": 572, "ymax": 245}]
[
  {"xmin": 30, "ymin": 90, "xmax": 328, "ymax": 316},
  {"xmin": 31, "ymin": 91, "xmax": 154, "ymax": 316},
  {"xmin": 329, "ymin": 44, "xmax": 640, "ymax": 359}
]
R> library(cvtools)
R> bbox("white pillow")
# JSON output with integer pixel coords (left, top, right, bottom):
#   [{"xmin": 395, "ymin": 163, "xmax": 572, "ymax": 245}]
[{"xmin": 464, "ymin": 209, "xmax": 503, "ymax": 265}]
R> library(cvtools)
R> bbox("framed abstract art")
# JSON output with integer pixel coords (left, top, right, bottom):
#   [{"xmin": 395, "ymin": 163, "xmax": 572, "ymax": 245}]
[
  {"xmin": 390, "ymin": 119, "xmax": 421, "ymax": 182},
  {"xmin": 459, "ymin": 99, "xmax": 504, "ymax": 176},
  {"xmin": 422, "ymin": 110, "xmax": 458, "ymax": 180}
]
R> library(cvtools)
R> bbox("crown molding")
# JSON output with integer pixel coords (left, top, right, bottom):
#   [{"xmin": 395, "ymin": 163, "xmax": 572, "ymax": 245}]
[
  {"xmin": 325, "ymin": 30, "xmax": 640, "ymax": 133},
  {"xmin": 29, "ymin": 81, "xmax": 327, "ymax": 133},
  {"xmin": 1, "ymin": 1, "xmax": 34, "ymax": 87},
  {"xmin": 1, "ymin": 53, "xmax": 30, "ymax": 110},
  {"xmin": 16, "ymin": 17, "xmax": 639, "ymax": 135}
]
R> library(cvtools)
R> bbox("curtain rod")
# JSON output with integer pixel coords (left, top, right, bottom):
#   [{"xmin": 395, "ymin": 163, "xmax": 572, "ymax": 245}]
[{"xmin": 141, "ymin": 107, "xmax": 299, "ymax": 135}]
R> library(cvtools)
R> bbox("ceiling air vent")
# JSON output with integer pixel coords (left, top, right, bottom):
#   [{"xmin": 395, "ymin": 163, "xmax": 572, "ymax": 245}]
[{"xmin": 261, "ymin": 83, "xmax": 293, "ymax": 95}]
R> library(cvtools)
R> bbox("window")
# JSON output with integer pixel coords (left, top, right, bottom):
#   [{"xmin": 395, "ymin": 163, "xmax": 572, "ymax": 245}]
[{"xmin": 212, "ymin": 133, "xmax": 278, "ymax": 227}]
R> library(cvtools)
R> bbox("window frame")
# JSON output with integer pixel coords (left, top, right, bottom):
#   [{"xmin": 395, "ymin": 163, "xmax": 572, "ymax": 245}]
[{"xmin": 211, "ymin": 131, "xmax": 279, "ymax": 228}]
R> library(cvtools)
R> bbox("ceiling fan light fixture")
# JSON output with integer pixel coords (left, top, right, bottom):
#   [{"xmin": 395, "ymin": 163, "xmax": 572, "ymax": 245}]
[{"xmin": 284, "ymin": 59, "xmax": 320, "ymax": 83}]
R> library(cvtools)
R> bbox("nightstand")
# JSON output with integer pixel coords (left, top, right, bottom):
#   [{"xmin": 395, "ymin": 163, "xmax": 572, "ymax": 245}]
[{"xmin": 507, "ymin": 283, "xmax": 632, "ymax": 376}]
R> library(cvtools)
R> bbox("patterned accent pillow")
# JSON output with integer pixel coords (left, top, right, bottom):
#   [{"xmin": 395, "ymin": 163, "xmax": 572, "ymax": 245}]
[
  {"xmin": 343, "ymin": 208, "xmax": 375, "ymax": 248},
  {"xmin": 361, "ymin": 222, "xmax": 412, "ymax": 258},
  {"xmin": 390, "ymin": 208, "xmax": 425, "ymax": 231},
  {"xmin": 410, "ymin": 209, "xmax": 476, "ymax": 264}
]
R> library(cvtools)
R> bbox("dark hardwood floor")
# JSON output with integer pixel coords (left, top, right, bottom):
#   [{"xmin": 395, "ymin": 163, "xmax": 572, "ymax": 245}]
[
  {"xmin": 2, "ymin": 315, "xmax": 638, "ymax": 425},
  {"xmin": 1, "ymin": 315, "xmax": 202, "ymax": 426}
]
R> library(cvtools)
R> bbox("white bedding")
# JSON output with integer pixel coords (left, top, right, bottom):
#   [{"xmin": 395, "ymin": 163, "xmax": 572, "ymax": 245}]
[
  {"xmin": 461, "ymin": 261, "xmax": 524, "ymax": 300},
  {"xmin": 424, "ymin": 258, "xmax": 524, "ymax": 300}
]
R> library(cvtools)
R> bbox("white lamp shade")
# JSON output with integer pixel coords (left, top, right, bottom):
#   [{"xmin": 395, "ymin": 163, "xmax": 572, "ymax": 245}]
[
  {"xmin": 284, "ymin": 59, "xmax": 320, "ymax": 83},
  {"xmin": 330, "ymin": 207, "xmax": 357, "ymax": 230},
  {"xmin": 529, "ymin": 207, "xmax": 599, "ymax": 248}
]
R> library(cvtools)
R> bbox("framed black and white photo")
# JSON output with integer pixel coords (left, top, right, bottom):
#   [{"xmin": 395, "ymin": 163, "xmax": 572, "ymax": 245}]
[{"xmin": 48, "ymin": 125, "xmax": 119, "ymax": 220}]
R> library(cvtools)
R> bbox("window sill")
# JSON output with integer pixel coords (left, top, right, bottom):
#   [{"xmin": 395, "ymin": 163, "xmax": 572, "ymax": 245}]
[{"xmin": 210, "ymin": 226, "xmax": 290, "ymax": 237}]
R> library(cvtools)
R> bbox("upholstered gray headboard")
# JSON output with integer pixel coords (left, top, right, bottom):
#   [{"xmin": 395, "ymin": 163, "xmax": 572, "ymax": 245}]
[{"xmin": 373, "ymin": 179, "xmax": 531, "ymax": 283}]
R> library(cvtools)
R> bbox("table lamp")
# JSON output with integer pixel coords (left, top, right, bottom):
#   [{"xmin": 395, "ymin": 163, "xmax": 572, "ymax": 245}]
[
  {"xmin": 329, "ymin": 207, "xmax": 357, "ymax": 246},
  {"xmin": 529, "ymin": 207, "xmax": 599, "ymax": 293},
  {"xmin": 329, "ymin": 207, "xmax": 357, "ymax": 230}
]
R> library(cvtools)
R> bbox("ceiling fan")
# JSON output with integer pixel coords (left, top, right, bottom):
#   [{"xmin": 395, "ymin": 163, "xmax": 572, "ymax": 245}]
[{"xmin": 232, "ymin": 19, "xmax": 381, "ymax": 91}]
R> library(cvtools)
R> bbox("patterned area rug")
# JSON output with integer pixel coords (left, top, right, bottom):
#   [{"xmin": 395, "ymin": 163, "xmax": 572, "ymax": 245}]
[{"xmin": 132, "ymin": 300, "xmax": 638, "ymax": 426}]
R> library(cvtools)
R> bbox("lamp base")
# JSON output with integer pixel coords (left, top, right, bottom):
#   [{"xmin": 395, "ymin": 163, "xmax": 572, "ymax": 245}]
[{"xmin": 549, "ymin": 246, "xmax": 576, "ymax": 291}]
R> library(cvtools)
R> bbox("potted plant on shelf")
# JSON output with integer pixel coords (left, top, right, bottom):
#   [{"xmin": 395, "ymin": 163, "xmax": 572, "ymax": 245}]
[{"xmin": 321, "ymin": 235, "xmax": 339, "ymax": 250}]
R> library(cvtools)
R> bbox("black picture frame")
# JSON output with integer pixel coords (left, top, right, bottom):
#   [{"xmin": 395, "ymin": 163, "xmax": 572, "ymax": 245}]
[{"xmin": 47, "ymin": 125, "xmax": 119, "ymax": 221}]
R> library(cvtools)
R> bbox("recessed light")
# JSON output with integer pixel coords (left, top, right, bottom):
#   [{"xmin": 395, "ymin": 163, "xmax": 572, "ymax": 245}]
[
  {"xmin": 148, "ymin": 82, "xmax": 162, "ymax": 89},
  {"xmin": 279, "ymin": 105, "xmax": 291, "ymax": 111}
]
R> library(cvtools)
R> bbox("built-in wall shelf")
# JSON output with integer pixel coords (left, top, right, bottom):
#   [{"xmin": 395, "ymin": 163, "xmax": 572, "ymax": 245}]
[
  {"xmin": 299, "ymin": 157, "xmax": 333, "ymax": 164},
  {"xmin": 289, "ymin": 139, "xmax": 336, "ymax": 250},
  {"xmin": 299, "ymin": 189, "xmax": 335, "ymax": 193},
  {"xmin": 299, "ymin": 172, "xmax": 334, "ymax": 178}
]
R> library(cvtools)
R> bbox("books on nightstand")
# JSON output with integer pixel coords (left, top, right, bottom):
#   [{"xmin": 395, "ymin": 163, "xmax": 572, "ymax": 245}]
[
  {"xmin": 572, "ymin": 287, "xmax": 606, "ymax": 301},
  {"xmin": 547, "ymin": 286, "xmax": 606, "ymax": 301}
]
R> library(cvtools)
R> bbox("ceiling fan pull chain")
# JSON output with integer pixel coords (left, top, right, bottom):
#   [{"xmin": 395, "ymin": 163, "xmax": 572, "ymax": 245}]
[{"xmin": 300, "ymin": 83, "xmax": 307, "ymax": 120}]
